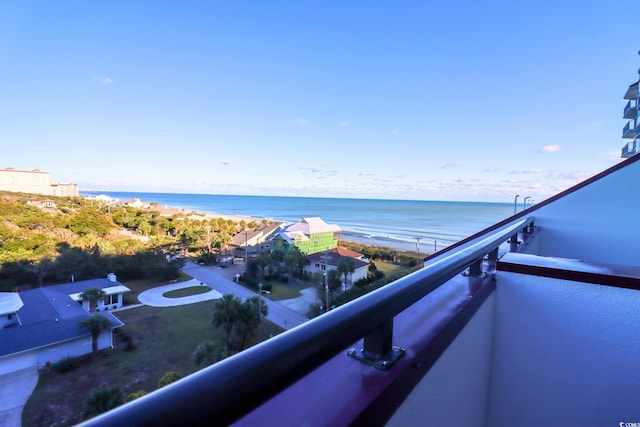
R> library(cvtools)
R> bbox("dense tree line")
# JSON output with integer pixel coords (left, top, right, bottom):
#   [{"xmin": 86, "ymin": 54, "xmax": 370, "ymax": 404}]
[{"xmin": 0, "ymin": 192, "xmax": 251, "ymax": 290}]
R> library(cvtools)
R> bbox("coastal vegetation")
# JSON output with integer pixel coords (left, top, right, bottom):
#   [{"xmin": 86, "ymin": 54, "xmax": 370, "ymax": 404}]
[
  {"xmin": 6, "ymin": 190, "xmax": 420, "ymax": 425},
  {"xmin": 0, "ymin": 191, "xmax": 250, "ymax": 291},
  {"xmin": 23, "ymin": 301, "xmax": 281, "ymax": 427}
]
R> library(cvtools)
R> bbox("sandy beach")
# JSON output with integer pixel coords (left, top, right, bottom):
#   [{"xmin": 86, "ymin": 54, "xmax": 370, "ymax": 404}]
[
  {"xmin": 152, "ymin": 204, "xmax": 258, "ymax": 224},
  {"xmin": 147, "ymin": 202, "xmax": 421, "ymax": 253}
]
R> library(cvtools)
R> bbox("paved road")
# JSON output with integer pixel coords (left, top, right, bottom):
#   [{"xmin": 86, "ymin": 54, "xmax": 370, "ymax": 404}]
[{"xmin": 181, "ymin": 261, "xmax": 308, "ymax": 330}]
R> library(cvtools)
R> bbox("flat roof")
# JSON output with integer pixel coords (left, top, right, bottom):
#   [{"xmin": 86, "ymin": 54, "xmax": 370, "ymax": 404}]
[
  {"xmin": 0, "ymin": 293, "xmax": 23, "ymax": 315},
  {"xmin": 69, "ymin": 285, "xmax": 131, "ymax": 301}
]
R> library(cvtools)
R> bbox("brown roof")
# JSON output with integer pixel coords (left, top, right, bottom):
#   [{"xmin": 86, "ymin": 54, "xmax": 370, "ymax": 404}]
[{"xmin": 307, "ymin": 248, "xmax": 369, "ymax": 269}]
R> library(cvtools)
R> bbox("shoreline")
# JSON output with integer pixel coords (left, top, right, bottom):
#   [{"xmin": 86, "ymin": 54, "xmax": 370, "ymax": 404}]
[
  {"xmin": 91, "ymin": 195, "xmax": 434, "ymax": 254},
  {"xmin": 153, "ymin": 204, "xmax": 439, "ymax": 254},
  {"xmin": 158, "ymin": 205, "xmax": 428, "ymax": 253}
]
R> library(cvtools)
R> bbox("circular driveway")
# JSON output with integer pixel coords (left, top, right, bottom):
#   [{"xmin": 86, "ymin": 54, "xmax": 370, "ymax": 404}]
[{"xmin": 138, "ymin": 279, "xmax": 223, "ymax": 307}]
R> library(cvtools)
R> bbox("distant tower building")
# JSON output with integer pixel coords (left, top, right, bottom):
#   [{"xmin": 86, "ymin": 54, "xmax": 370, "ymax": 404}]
[
  {"xmin": 621, "ymin": 51, "xmax": 640, "ymax": 158},
  {"xmin": 0, "ymin": 167, "xmax": 79, "ymax": 196}
]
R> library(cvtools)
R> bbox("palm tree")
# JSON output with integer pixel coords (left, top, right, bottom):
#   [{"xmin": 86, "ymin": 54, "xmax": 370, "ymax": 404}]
[
  {"xmin": 327, "ymin": 269, "xmax": 342, "ymax": 305},
  {"xmin": 212, "ymin": 294, "xmax": 242, "ymax": 353},
  {"xmin": 236, "ymin": 296, "xmax": 268, "ymax": 349},
  {"xmin": 82, "ymin": 386, "xmax": 124, "ymax": 419},
  {"xmin": 337, "ymin": 256, "xmax": 356, "ymax": 291},
  {"xmin": 78, "ymin": 314, "xmax": 112, "ymax": 353},
  {"xmin": 285, "ymin": 246, "xmax": 305, "ymax": 278},
  {"xmin": 79, "ymin": 287, "xmax": 106, "ymax": 312},
  {"xmin": 192, "ymin": 340, "xmax": 225, "ymax": 367}
]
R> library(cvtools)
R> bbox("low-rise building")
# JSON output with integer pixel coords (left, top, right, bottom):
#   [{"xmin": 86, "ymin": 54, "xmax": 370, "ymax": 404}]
[
  {"xmin": 270, "ymin": 217, "xmax": 341, "ymax": 255},
  {"xmin": 305, "ymin": 247, "xmax": 370, "ymax": 287},
  {"xmin": 0, "ymin": 275, "xmax": 129, "ymax": 375},
  {"xmin": 230, "ymin": 222, "xmax": 283, "ymax": 258}
]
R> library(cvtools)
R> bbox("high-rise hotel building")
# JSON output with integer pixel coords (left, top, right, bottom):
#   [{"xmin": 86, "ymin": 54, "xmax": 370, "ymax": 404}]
[
  {"xmin": 622, "ymin": 53, "xmax": 640, "ymax": 158},
  {"xmin": 0, "ymin": 167, "xmax": 78, "ymax": 197}
]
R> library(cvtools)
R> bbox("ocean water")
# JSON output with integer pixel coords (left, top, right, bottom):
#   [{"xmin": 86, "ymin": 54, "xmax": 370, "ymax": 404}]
[{"xmin": 82, "ymin": 191, "xmax": 513, "ymax": 253}]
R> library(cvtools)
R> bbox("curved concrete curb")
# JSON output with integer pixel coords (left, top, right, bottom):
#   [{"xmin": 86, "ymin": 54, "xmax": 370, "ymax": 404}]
[{"xmin": 138, "ymin": 279, "xmax": 223, "ymax": 307}]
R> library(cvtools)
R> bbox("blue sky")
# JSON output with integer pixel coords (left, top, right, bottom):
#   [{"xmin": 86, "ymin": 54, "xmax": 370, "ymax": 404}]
[{"xmin": 1, "ymin": 1, "xmax": 637, "ymax": 203}]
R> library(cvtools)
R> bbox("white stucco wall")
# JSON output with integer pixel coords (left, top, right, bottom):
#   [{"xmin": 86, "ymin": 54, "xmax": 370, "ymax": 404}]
[
  {"xmin": 34, "ymin": 331, "xmax": 112, "ymax": 367},
  {"xmin": 487, "ymin": 272, "xmax": 640, "ymax": 426},
  {"xmin": 0, "ymin": 351, "xmax": 37, "ymax": 376},
  {"xmin": 387, "ymin": 293, "xmax": 495, "ymax": 427},
  {"xmin": 528, "ymin": 159, "xmax": 640, "ymax": 266}
]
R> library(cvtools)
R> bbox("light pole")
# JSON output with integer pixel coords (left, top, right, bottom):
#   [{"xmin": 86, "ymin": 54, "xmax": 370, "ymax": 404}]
[
  {"xmin": 244, "ymin": 228, "xmax": 248, "ymax": 263},
  {"xmin": 415, "ymin": 236, "xmax": 421, "ymax": 266},
  {"xmin": 258, "ymin": 282, "xmax": 262, "ymax": 337},
  {"xmin": 523, "ymin": 196, "xmax": 531, "ymax": 210},
  {"xmin": 323, "ymin": 272, "xmax": 329, "ymax": 312},
  {"xmin": 514, "ymin": 194, "xmax": 520, "ymax": 215}
]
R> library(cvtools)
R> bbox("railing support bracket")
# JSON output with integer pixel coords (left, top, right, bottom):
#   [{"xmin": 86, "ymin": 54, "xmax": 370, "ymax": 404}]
[
  {"xmin": 348, "ymin": 318, "xmax": 405, "ymax": 370},
  {"xmin": 348, "ymin": 345, "xmax": 406, "ymax": 371}
]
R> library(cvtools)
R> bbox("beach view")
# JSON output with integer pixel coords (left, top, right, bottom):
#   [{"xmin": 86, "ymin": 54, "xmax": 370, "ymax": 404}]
[{"xmin": 2, "ymin": 1, "xmax": 639, "ymax": 426}]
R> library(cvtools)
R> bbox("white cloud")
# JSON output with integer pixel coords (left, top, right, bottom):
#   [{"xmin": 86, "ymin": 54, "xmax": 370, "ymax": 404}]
[
  {"xmin": 92, "ymin": 75, "xmax": 113, "ymax": 85},
  {"xmin": 595, "ymin": 151, "xmax": 623, "ymax": 163},
  {"xmin": 509, "ymin": 168, "xmax": 544, "ymax": 174},
  {"xmin": 295, "ymin": 118, "xmax": 310, "ymax": 127},
  {"xmin": 221, "ymin": 160, "xmax": 232, "ymax": 165},
  {"xmin": 540, "ymin": 145, "xmax": 561, "ymax": 153},
  {"xmin": 338, "ymin": 121, "xmax": 350, "ymax": 127},
  {"xmin": 298, "ymin": 166, "xmax": 322, "ymax": 173},
  {"xmin": 440, "ymin": 163, "xmax": 459, "ymax": 169},
  {"xmin": 545, "ymin": 170, "xmax": 593, "ymax": 181}
]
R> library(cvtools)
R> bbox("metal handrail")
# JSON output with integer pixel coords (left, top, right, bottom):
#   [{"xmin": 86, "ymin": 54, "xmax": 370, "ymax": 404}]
[
  {"xmin": 82, "ymin": 216, "xmax": 535, "ymax": 427},
  {"xmin": 623, "ymin": 121, "xmax": 636, "ymax": 138}
]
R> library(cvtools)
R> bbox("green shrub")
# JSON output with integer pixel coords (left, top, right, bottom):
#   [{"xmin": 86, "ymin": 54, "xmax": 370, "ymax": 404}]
[
  {"xmin": 355, "ymin": 277, "xmax": 369, "ymax": 288},
  {"xmin": 53, "ymin": 357, "xmax": 78, "ymax": 373},
  {"xmin": 158, "ymin": 370, "xmax": 183, "ymax": 388},
  {"xmin": 125, "ymin": 390, "xmax": 147, "ymax": 402},
  {"xmin": 82, "ymin": 386, "xmax": 124, "ymax": 419}
]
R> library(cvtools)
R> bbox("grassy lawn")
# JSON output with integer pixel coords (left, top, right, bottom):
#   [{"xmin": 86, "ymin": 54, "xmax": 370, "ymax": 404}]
[
  {"xmin": 163, "ymin": 285, "xmax": 211, "ymax": 298},
  {"xmin": 373, "ymin": 260, "xmax": 410, "ymax": 276},
  {"xmin": 22, "ymin": 301, "xmax": 282, "ymax": 427},
  {"xmin": 266, "ymin": 280, "xmax": 310, "ymax": 300},
  {"xmin": 121, "ymin": 272, "xmax": 192, "ymax": 305},
  {"xmin": 238, "ymin": 277, "xmax": 312, "ymax": 301}
]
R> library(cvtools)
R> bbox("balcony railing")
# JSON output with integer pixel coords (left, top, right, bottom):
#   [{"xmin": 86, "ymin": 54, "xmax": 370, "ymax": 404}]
[
  {"xmin": 624, "ymin": 100, "xmax": 638, "ymax": 119},
  {"xmin": 622, "ymin": 140, "xmax": 637, "ymax": 158},
  {"xmin": 623, "ymin": 121, "xmax": 637, "ymax": 139},
  {"xmin": 81, "ymin": 216, "xmax": 536, "ymax": 427},
  {"xmin": 624, "ymin": 82, "xmax": 639, "ymax": 100}
]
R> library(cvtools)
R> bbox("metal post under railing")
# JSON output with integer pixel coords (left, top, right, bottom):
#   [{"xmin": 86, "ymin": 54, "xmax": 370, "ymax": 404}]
[{"xmin": 348, "ymin": 318, "xmax": 404, "ymax": 370}]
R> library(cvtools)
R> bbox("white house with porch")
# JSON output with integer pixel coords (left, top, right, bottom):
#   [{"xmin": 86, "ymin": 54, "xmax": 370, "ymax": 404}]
[
  {"xmin": 0, "ymin": 275, "xmax": 129, "ymax": 375},
  {"xmin": 305, "ymin": 247, "xmax": 370, "ymax": 287}
]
